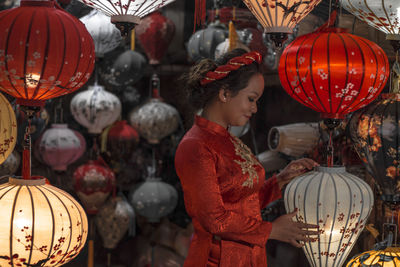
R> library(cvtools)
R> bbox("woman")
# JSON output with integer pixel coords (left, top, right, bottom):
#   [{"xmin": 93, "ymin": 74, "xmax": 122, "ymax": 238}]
[{"xmin": 175, "ymin": 49, "xmax": 319, "ymax": 267}]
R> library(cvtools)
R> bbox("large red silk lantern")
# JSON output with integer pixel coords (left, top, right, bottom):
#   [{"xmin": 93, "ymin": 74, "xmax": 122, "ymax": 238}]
[
  {"xmin": 279, "ymin": 28, "xmax": 389, "ymax": 119},
  {"xmin": 0, "ymin": 0, "xmax": 95, "ymax": 107},
  {"xmin": 136, "ymin": 11, "xmax": 175, "ymax": 65}
]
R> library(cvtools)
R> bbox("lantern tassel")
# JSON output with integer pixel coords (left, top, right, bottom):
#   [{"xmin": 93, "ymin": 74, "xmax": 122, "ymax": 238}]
[
  {"xmin": 131, "ymin": 29, "xmax": 135, "ymax": 51},
  {"xmin": 327, "ymin": 130, "xmax": 334, "ymax": 167},
  {"xmin": 22, "ymin": 119, "xmax": 31, "ymax": 180},
  {"xmin": 88, "ymin": 218, "xmax": 95, "ymax": 267},
  {"xmin": 194, "ymin": 0, "xmax": 207, "ymax": 31}
]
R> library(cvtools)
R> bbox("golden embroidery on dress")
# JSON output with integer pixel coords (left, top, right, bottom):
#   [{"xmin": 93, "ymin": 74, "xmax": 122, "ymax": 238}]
[{"xmin": 230, "ymin": 134, "xmax": 261, "ymax": 188}]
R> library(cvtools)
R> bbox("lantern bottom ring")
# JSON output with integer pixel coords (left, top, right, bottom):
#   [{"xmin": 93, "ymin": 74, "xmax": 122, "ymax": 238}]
[{"xmin": 111, "ymin": 15, "xmax": 140, "ymax": 36}]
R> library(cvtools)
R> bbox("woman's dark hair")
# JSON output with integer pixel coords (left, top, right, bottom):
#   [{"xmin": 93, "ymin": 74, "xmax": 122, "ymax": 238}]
[{"xmin": 180, "ymin": 48, "xmax": 263, "ymax": 111}]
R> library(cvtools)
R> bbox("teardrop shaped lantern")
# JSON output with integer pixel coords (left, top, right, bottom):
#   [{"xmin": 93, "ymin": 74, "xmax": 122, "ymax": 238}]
[
  {"xmin": 95, "ymin": 196, "xmax": 135, "ymax": 249},
  {"xmin": 339, "ymin": 0, "xmax": 400, "ymax": 40},
  {"xmin": 70, "ymin": 83, "xmax": 121, "ymax": 134},
  {"xmin": 129, "ymin": 74, "xmax": 180, "ymax": 144},
  {"xmin": 36, "ymin": 124, "xmax": 86, "ymax": 171},
  {"xmin": 100, "ymin": 50, "xmax": 147, "ymax": 87},
  {"xmin": 130, "ymin": 176, "xmax": 178, "ymax": 223},
  {"xmin": 0, "ymin": 150, "xmax": 20, "ymax": 176},
  {"xmin": 0, "ymin": 177, "xmax": 88, "ymax": 266},
  {"xmin": 78, "ymin": 0, "xmax": 176, "ymax": 35},
  {"xmin": 187, "ymin": 21, "xmax": 227, "ymax": 61},
  {"xmin": 284, "ymin": 166, "xmax": 374, "ymax": 267},
  {"xmin": 136, "ymin": 11, "xmax": 175, "ymax": 65},
  {"xmin": 73, "ymin": 158, "xmax": 116, "ymax": 214},
  {"xmin": 346, "ymin": 247, "xmax": 400, "ymax": 266},
  {"xmin": 0, "ymin": 92, "xmax": 17, "ymax": 164},
  {"xmin": 279, "ymin": 27, "xmax": 389, "ymax": 119},
  {"xmin": 80, "ymin": 9, "xmax": 122, "ymax": 58},
  {"xmin": 242, "ymin": 0, "xmax": 322, "ymax": 45},
  {"xmin": 106, "ymin": 120, "xmax": 139, "ymax": 160},
  {"xmin": 0, "ymin": 0, "xmax": 95, "ymax": 107},
  {"xmin": 349, "ymin": 93, "xmax": 400, "ymax": 205}
]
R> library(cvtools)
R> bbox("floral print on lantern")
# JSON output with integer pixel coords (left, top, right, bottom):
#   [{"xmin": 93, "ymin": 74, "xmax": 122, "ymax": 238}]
[{"xmin": 0, "ymin": 92, "xmax": 17, "ymax": 164}]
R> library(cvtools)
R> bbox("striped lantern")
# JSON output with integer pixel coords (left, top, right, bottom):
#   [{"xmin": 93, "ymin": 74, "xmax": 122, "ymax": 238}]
[
  {"xmin": 0, "ymin": 177, "xmax": 88, "ymax": 266},
  {"xmin": 340, "ymin": 0, "xmax": 400, "ymax": 40},
  {"xmin": 284, "ymin": 166, "xmax": 374, "ymax": 267},
  {"xmin": 279, "ymin": 27, "xmax": 389, "ymax": 119},
  {"xmin": 0, "ymin": 0, "xmax": 95, "ymax": 107},
  {"xmin": 0, "ymin": 92, "xmax": 16, "ymax": 164}
]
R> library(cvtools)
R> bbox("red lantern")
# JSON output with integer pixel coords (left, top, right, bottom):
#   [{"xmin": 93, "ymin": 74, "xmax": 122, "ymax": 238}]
[
  {"xmin": 279, "ymin": 28, "xmax": 389, "ymax": 119},
  {"xmin": 135, "ymin": 11, "xmax": 175, "ymax": 65},
  {"xmin": 0, "ymin": 0, "xmax": 95, "ymax": 107},
  {"xmin": 73, "ymin": 158, "xmax": 115, "ymax": 214},
  {"xmin": 106, "ymin": 120, "xmax": 139, "ymax": 159}
]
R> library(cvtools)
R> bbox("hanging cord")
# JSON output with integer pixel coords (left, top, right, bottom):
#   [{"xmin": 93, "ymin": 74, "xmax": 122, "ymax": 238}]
[
  {"xmin": 54, "ymin": 98, "xmax": 63, "ymax": 124},
  {"xmin": 326, "ymin": 130, "xmax": 334, "ymax": 167}
]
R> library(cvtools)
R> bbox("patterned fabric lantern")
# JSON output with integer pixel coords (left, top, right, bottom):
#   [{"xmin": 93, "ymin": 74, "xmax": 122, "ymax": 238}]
[
  {"xmin": 95, "ymin": 196, "xmax": 135, "ymax": 249},
  {"xmin": 340, "ymin": 0, "xmax": 400, "ymax": 39},
  {"xmin": 0, "ymin": 150, "xmax": 20, "ymax": 177},
  {"xmin": 242, "ymin": 0, "xmax": 322, "ymax": 45},
  {"xmin": 284, "ymin": 166, "xmax": 374, "ymax": 267},
  {"xmin": 80, "ymin": 9, "xmax": 122, "ymax": 58},
  {"xmin": 0, "ymin": 0, "xmax": 95, "ymax": 107},
  {"xmin": 78, "ymin": 0, "xmax": 175, "ymax": 35},
  {"xmin": 130, "ymin": 176, "xmax": 178, "ymax": 223},
  {"xmin": 70, "ymin": 83, "xmax": 121, "ymax": 134},
  {"xmin": 347, "ymin": 247, "xmax": 400, "ymax": 266},
  {"xmin": 279, "ymin": 27, "xmax": 389, "ymax": 119},
  {"xmin": 0, "ymin": 92, "xmax": 16, "ymax": 164},
  {"xmin": 214, "ymin": 38, "xmax": 249, "ymax": 60},
  {"xmin": 349, "ymin": 93, "xmax": 400, "ymax": 204},
  {"xmin": 106, "ymin": 120, "xmax": 139, "ymax": 159},
  {"xmin": 129, "ymin": 74, "xmax": 180, "ymax": 144},
  {"xmin": 187, "ymin": 21, "xmax": 227, "ymax": 61},
  {"xmin": 100, "ymin": 50, "xmax": 147, "ymax": 87},
  {"xmin": 36, "ymin": 124, "xmax": 86, "ymax": 171},
  {"xmin": 0, "ymin": 177, "xmax": 88, "ymax": 266},
  {"xmin": 135, "ymin": 11, "xmax": 175, "ymax": 65},
  {"xmin": 268, "ymin": 123, "xmax": 320, "ymax": 158},
  {"xmin": 73, "ymin": 158, "xmax": 116, "ymax": 214}
]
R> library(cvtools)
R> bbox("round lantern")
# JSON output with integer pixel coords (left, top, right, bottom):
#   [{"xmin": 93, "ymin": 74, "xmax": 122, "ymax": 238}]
[
  {"xmin": 349, "ymin": 93, "xmax": 400, "ymax": 205},
  {"xmin": 135, "ymin": 11, "xmax": 175, "ymax": 65},
  {"xmin": 0, "ymin": 150, "xmax": 20, "ymax": 176},
  {"xmin": 95, "ymin": 196, "xmax": 135, "ymax": 249},
  {"xmin": 340, "ymin": 0, "xmax": 400, "ymax": 39},
  {"xmin": 130, "ymin": 177, "xmax": 178, "ymax": 223},
  {"xmin": 279, "ymin": 27, "xmax": 389, "ymax": 119},
  {"xmin": 0, "ymin": 177, "xmax": 88, "ymax": 266},
  {"xmin": 347, "ymin": 247, "xmax": 400, "ymax": 266},
  {"xmin": 284, "ymin": 166, "xmax": 374, "ymax": 267},
  {"xmin": 100, "ymin": 50, "xmax": 147, "ymax": 87},
  {"xmin": 129, "ymin": 98, "xmax": 180, "ymax": 144},
  {"xmin": 80, "ymin": 9, "xmax": 122, "ymax": 58},
  {"xmin": 70, "ymin": 83, "xmax": 121, "ymax": 134},
  {"xmin": 187, "ymin": 21, "xmax": 227, "ymax": 62},
  {"xmin": 17, "ymin": 107, "xmax": 49, "ymax": 144},
  {"xmin": 36, "ymin": 124, "xmax": 86, "ymax": 171},
  {"xmin": 73, "ymin": 158, "xmax": 116, "ymax": 214},
  {"xmin": 106, "ymin": 120, "xmax": 139, "ymax": 159},
  {"xmin": 0, "ymin": 0, "xmax": 95, "ymax": 107},
  {"xmin": 242, "ymin": 0, "xmax": 322, "ymax": 45},
  {"xmin": 78, "ymin": 0, "xmax": 175, "ymax": 35},
  {"xmin": 0, "ymin": 92, "xmax": 17, "ymax": 164},
  {"xmin": 268, "ymin": 123, "xmax": 320, "ymax": 157},
  {"xmin": 214, "ymin": 38, "xmax": 250, "ymax": 60}
]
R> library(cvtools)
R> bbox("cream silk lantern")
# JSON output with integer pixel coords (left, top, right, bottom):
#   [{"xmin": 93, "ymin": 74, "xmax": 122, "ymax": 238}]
[{"xmin": 0, "ymin": 92, "xmax": 17, "ymax": 165}]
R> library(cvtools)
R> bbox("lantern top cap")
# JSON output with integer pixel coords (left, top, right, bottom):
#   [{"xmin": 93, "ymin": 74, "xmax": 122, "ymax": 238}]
[
  {"xmin": 20, "ymin": 0, "xmax": 54, "ymax": 7},
  {"xmin": 9, "ymin": 177, "xmax": 46, "ymax": 186},
  {"xmin": 315, "ymin": 166, "xmax": 346, "ymax": 173}
]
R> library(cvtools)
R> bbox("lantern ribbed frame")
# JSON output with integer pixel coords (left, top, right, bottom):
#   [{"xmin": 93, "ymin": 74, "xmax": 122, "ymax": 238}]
[
  {"xmin": 279, "ymin": 28, "xmax": 389, "ymax": 119},
  {"xmin": 346, "ymin": 247, "xmax": 400, "ymax": 266},
  {"xmin": 340, "ymin": 0, "xmax": 400, "ymax": 37},
  {"xmin": 0, "ymin": 177, "xmax": 88, "ymax": 266},
  {"xmin": 0, "ymin": 0, "xmax": 95, "ymax": 106},
  {"xmin": 242, "ymin": 0, "xmax": 322, "ymax": 33},
  {"xmin": 0, "ymin": 92, "xmax": 16, "ymax": 164},
  {"xmin": 284, "ymin": 166, "xmax": 373, "ymax": 267}
]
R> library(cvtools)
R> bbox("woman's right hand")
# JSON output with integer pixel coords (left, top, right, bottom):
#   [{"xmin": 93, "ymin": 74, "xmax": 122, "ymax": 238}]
[{"xmin": 269, "ymin": 209, "xmax": 319, "ymax": 248}]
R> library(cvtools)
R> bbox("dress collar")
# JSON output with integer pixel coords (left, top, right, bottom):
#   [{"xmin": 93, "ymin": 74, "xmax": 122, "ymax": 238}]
[{"xmin": 195, "ymin": 115, "xmax": 230, "ymax": 137}]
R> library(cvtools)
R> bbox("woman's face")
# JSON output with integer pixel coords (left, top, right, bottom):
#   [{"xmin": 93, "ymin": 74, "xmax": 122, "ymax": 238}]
[{"xmin": 223, "ymin": 73, "xmax": 264, "ymax": 127}]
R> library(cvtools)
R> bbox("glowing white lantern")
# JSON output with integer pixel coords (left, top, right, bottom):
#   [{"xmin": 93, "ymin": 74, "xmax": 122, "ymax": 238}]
[
  {"xmin": 284, "ymin": 166, "xmax": 374, "ymax": 267},
  {"xmin": 0, "ymin": 177, "xmax": 88, "ymax": 266}
]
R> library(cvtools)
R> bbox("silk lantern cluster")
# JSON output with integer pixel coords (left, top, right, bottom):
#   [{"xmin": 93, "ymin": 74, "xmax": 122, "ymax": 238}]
[{"xmin": 0, "ymin": 0, "xmax": 95, "ymax": 107}]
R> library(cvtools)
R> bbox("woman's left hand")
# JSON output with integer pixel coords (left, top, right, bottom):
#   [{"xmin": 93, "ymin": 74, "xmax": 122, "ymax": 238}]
[{"xmin": 276, "ymin": 158, "xmax": 319, "ymax": 189}]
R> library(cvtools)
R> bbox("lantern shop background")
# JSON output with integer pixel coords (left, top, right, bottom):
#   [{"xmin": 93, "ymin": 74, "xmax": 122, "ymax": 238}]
[{"xmin": 0, "ymin": 0, "xmax": 398, "ymax": 266}]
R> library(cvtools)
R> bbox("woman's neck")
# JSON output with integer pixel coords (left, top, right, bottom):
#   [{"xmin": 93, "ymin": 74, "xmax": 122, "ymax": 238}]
[{"xmin": 201, "ymin": 105, "xmax": 229, "ymax": 129}]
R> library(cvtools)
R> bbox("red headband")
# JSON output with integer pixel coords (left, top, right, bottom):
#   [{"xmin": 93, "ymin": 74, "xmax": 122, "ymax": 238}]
[{"xmin": 200, "ymin": 51, "xmax": 262, "ymax": 86}]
